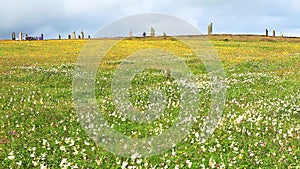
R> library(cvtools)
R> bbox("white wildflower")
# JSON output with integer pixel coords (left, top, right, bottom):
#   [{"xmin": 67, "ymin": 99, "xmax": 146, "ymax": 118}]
[
  {"xmin": 7, "ymin": 151, "xmax": 15, "ymax": 160},
  {"xmin": 186, "ymin": 160, "xmax": 192, "ymax": 168},
  {"xmin": 121, "ymin": 161, "xmax": 128, "ymax": 169}
]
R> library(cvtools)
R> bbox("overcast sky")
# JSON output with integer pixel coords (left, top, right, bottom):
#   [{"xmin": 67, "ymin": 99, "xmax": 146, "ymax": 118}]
[{"xmin": 1, "ymin": 0, "xmax": 299, "ymax": 39}]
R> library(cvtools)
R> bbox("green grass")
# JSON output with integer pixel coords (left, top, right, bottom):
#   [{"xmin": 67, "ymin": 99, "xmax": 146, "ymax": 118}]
[{"xmin": 0, "ymin": 37, "xmax": 299, "ymax": 168}]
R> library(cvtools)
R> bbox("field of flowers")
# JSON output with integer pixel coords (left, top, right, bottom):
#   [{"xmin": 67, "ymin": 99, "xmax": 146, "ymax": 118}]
[{"xmin": 0, "ymin": 36, "xmax": 299, "ymax": 168}]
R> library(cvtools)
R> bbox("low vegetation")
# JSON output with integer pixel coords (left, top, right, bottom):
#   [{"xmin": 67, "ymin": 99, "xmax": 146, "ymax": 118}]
[{"xmin": 0, "ymin": 36, "xmax": 299, "ymax": 168}]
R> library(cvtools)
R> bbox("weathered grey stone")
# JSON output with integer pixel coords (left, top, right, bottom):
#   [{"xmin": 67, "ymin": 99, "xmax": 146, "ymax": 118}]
[
  {"xmin": 80, "ymin": 31, "xmax": 84, "ymax": 39},
  {"xmin": 19, "ymin": 32, "xmax": 23, "ymax": 40},
  {"xmin": 68, "ymin": 35, "xmax": 71, "ymax": 39},
  {"xmin": 151, "ymin": 27, "xmax": 155, "ymax": 37},
  {"xmin": 71, "ymin": 31, "xmax": 76, "ymax": 39},
  {"xmin": 163, "ymin": 32, "xmax": 167, "ymax": 39},
  {"xmin": 273, "ymin": 30, "xmax": 276, "ymax": 37},
  {"xmin": 208, "ymin": 23, "xmax": 213, "ymax": 35},
  {"xmin": 266, "ymin": 29, "xmax": 269, "ymax": 36},
  {"xmin": 12, "ymin": 32, "xmax": 16, "ymax": 40},
  {"xmin": 58, "ymin": 35, "xmax": 61, "ymax": 40}
]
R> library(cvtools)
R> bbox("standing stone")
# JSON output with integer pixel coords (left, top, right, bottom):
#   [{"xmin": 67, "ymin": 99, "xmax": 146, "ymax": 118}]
[
  {"xmin": 266, "ymin": 29, "xmax": 269, "ymax": 36},
  {"xmin": 88, "ymin": 35, "xmax": 91, "ymax": 39},
  {"xmin": 208, "ymin": 22, "xmax": 213, "ymax": 35},
  {"xmin": 68, "ymin": 35, "xmax": 71, "ymax": 39},
  {"xmin": 163, "ymin": 32, "xmax": 167, "ymax": 39},
  {"xmin": 71, "ymin": 31, "xmax": 76, "ymax": 39},
  {"xmin": 58, "ymin": 35, "xmax": 61, "ymax": 40},
  {"xmin": 151, "ymin": 27, "xmax": 155, "ymax": 37},
  {"xmin": 280, "ymin": 32, "xmax": 284, "ymax": 37},
  {"xmin": 80, "ymin": 31, "xmax": 84, "ymax": 39},
  {"xmin": 272, "ymin": 30, "xmax": 276, "ymax": 37},
  {"xmin": 78, "ymin": 35, "xmax": 81, "ymax": 39},
  {"xmin": 129, "ymin": 31, "xmax": 133, "ymax": 38},
  {"xmin": 40, "ymin": 34, "xmax": 44, "ymax": 40},
  {"xmin": 12, "ymin": 32, "xmax": 16, "ymax": 40},
  {"xmin": 19, "ymin": 32, "xmax": 23, "ymax": 41}
]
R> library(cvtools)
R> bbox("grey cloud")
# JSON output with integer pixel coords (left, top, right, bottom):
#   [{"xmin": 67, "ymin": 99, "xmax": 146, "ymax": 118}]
[{"xmin": 0, "ymin": 0, "xmax": 299, "ymax": 39}]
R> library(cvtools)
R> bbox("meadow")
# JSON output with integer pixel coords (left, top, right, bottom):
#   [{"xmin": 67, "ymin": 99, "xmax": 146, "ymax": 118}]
[{"xmin": 0, "ymin": 36, "xmax": 299, "ymax": 168}]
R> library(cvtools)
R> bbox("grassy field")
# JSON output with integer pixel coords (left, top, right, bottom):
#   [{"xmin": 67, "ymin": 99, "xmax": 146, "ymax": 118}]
[{"xmin": 0, "ymin": 36, "xmax": 299, "ymax": 168}]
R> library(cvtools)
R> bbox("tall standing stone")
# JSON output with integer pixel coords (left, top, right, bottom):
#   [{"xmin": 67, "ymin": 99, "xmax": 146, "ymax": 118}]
[
  {"xmin": 272, "ymin": 30, "xmax": 276, "ymax": 37},
  {"xmin": 41, "ymin": 34, "xmax": 44, "ymax": 40},
  {"xmin": 208, "ymin": 22, "xmax": 213, "ymax": 35},
  {"xmin": 266, "ymin": 29, "xmax": 269, "ymax": 36},
  {"xmin": 68, "ymin": 35, "xmax": 71, "ymax": 39},
  {"xmin": 80, "ymin": 31, "xmax": 84, "ymax": 39},
  {"xmin": 88, "ymin": 35, "xmax": 91, "ymax": 39},
  {"xmin": 19, "ymin": 32, "xmax": 23, "ymax": 40},
  {"xmin": 58, "ymin": 35, "xmax": 61, "ymax": 40},
  {"xmin": 129, "ymin": 31, "xmax": 133, "ymax": 38},
  {"xmin": 12, "ymin": 32, "xmax": 16, "ymax": 40},
  {"xmin": 71, "ymin": 31, "xmax": 76, "ymax": 39},
  {"xmin": 151, "ymin": 27, "xmax": 155, "ymax": 37}
]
